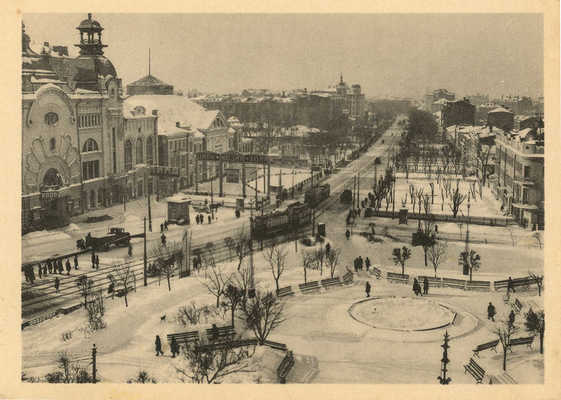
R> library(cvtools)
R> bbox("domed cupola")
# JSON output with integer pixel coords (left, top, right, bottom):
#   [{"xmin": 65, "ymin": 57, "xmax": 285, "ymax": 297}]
[{"xmin": 75, "ymin": 13, "xmax": 107, "ymax": 56}]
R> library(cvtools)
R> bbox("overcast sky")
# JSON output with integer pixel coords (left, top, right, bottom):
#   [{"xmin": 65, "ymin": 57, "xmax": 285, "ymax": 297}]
[{"xmin": 23, "ymin": 13, "xmax": 543, "ymax": 99}]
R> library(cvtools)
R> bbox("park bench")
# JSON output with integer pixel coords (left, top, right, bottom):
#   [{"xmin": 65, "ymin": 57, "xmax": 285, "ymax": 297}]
[
  {"xmin": 276, "ymin": 286, "xmax": 295, "ymax": 298},
  {"xmin": 512, "ymin": 298, "xmax": 523, "ymax": 313},
  {"xmin": 493, "ymin": 276, "xmax": 533, "ymax": 292},
  {"xmin": 442, "ymin": 277, "xmax": 466, "ymax": 290},
  {"xmin": 277, "ymin": 350, "xmax": 295, "ymax": 384},
  {"xmin": 418, "ymin": 276, "xmax": 442, "ymax": 288},
  {"xmin": 197, "ymin": 338, "xmax": 257, "ymax": 352},
  {"xmin": 320, "ymin": 277, "xmax": 342, "ymax": 289},
  {"xmin": 370, "ymin": 266, "xmax": 382, "ymax": 279},
  {"xmin": 167, "ymin": 330, "xmax": 200, "ymax": 348},
  {"xmin": 465, "ymin": 280, "xmax": 491, "ymax": 292},
  {"xmin": 508, "ymin": 336, "xmax": 534, "ymax": 351},
  {"xmin": 386, "ymin": 272, "xmax": 409, "ymax": 284},
  {"xmin": 472, "ymin": 339, "xmax": 499, "ymax": 357},
  {"xmin": 263, "ymin": 340, "xmax": 288, "ymax": 351},
  {"xmin": 464, "ymin": 357, "xmax": 486, "ymax": 383},
  {"xmin": 299, "ymin": 281, "xmax": 321, "ymax": 294},
  {"xmin": 57, "ymin": 303, "xmax": 84, "ymax": 315},
  {"xmin": 205, "ymin": 325, "xmax": 236, "ymax": 342},
  {"xmin": 342, "ymin": 271, "xmax": 354, "ymax": 284}
]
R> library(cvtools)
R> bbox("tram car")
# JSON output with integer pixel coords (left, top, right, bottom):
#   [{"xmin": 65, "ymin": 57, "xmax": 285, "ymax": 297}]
[
  {"xmin": 304, "ymin": 183, "xmax": 331, "ymax": 208},
  {"xmin": 76, "ymin": 227, "xmax": 131, "ymax": 251},
  {"xmin": 251, "ymin": 201, "xmax": 312, "ymax": 238}
]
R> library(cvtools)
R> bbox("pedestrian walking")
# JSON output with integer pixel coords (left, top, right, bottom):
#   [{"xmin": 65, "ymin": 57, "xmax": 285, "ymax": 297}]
[
  {"xmin": 208, "ymin": 214, "xmax": 211, "ymax": 224},
  {"xmin": 161, "ymin": 233, "xmax": 167, "ymax": 247},
  {"xmin": 170, "ymin": 336, "xmax": 179, "ymax": 358},
  {"xmin": 155, "ymin": 335, "xmax": 164, "ymax": 356},
  {"xmin": 365, "ymin": 257, "xmax": 371, "ymax": 272},
  {"xmin": 423, "ymin": 277, "xmax": 429, "ymax": 295},
  {"xmin": 507, "ymin": 276, "xmax": 516, "ymax": 294},
  {"xmin": 413, "ymin": 278, "xmax": 421, "ymax": 296},
  {"xmin": 365, "ymin": 281, "xmax": 371, "ymax": 298},
  {"xmin": 358, "ymin": 256, "xmax": 364, "ymax": 271},
  {"xmin": 508, "ymin": 310, "xmax": 516, "ymax": 328},
  {"xmin": 345, "ymin": 229, "xmax": 350, "ymax": 240},
  {"xmin": 47, "ymin": 260, "xmax": 53, "ymax": 274},
  {"xmin": 65, "ymin": 258, "xmax": 71, "ymax": 275},
  {"xmin": 487, "ymin": 302, "xmax": 496, "ymax": 321},
  {"xmin": 54, "ymin": 277, "xmax": 60, "ymax": 293},
  {"xmin": 353, "ymin": 257, "xmax": 358, "ymax": 272},
  {"xmin": 128, "ymin": 243, "xmax": 133, "ymax": 257},
  {"xmin": 43, "ymin": 264, "xmax": 48, "ymax": 276},
  {"xmin": 95, "ymin": 255, "xmax": 100, "ymax": 270},
  {"xmin": 164, "ymin": 220, "xmax": 168, "ymax": 231},
  {"xmin": 74, "ymin": 254, "xmax": 79, "ymax": 270},
  {"xmin": 91, "ymin": 252, "xmax": 96, "ymax": 269},
  {"xmin": 37, "ymin": 264, "xmax": 42, "ymax": 279}
]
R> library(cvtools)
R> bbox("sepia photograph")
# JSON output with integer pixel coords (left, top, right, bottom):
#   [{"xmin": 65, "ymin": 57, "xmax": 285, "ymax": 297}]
[{"xmin": 4, "ymin": 2, "xmax": 558, "ymax": 394}]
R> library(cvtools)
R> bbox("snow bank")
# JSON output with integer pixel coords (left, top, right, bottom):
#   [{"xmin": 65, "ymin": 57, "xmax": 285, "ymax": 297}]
[{"xmin": 65, "ymin": 223, "xmax": 81, "ymax": 232}]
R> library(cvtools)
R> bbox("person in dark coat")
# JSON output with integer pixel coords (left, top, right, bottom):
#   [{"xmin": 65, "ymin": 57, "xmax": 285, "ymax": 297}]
[
  {"xmin": 47, "ymin": 260, "xmax": 53, "ymax": 274},
  {"xmin": 38, "ymin": 264, "xmax": 42, "ymax": 279},
  {"xmin": 508, "ymin": 310, "xmax": 516, "ymax": 328},
  {"xmin": 160, "ymin": 223, "xmax": 164, "ymax": 233},
  {"xmin": 58, "ymin": 259, "xmax": 64, "ymax": 274},
  {"xmin": 365, "ymin": 257, "xmax": 371, "ymax": 272},
  {"xmin": 161, "ymin": 233, "xmax": 166, "ymax": 246},
  {"xmin": 54, "ymin": 277, "xmax": 60, "ymax": 293},
  {"xmin": 74, "ymin": 254, "xmax": 79, "ymax": 270},
  {"xmin": 95, "ymin": 255, "xmax": 100, "ymax": 270},
  {"xmin": 155, "ymin": 335, "xmax": 164, "ymax": 356},
  {"xmin": 358, "ymin": 256, "xmax": 364, "ymax": 271},
  {"xmin": 91, "ymin": 252, "xmax": 96, "ymax": 269},
  {"xmin": 487, "ymin": 302, "xmax": 496, "ymax": 321},
  {"xmin": 345, "ymin": 229, "xmax": 350, "ymax": 240},
  {"xmin": 128, "ymin": 243, "xmax": 133, "ymax": 257},
  {"xmin": 423, "ymin": 277, "xmax": 429, "ymax": 295},
  {"xmin": 65, "ymin": 258, "xmax": 71, "ymax": 275},
  {"xmin": 325, "ymin": 242, "xmax": 331, "ymax": 255},
  {"xmin": 208, "ymin": 214, "xmax": 212, "ymax": 224},
  {"xmin": 507, "ymin": 276, "xmax": 515, "ymax": 294},
  {"xmin": 413, "ymin": 278, "xmax": 421, "ymax": 296},
  {"xmin": 365, "ymin": 281, "xmax": 371, "ymax": 298},
  {"xmin": 170, "ymin": 336, "xmax": 179, "ymax": 358},
  {"xmin": 42, "ymin": 264, "xmax": 48, "ymax": 276},
  {"xmin": 353, "ymin": 257, "xmax": 358, "ymax": 272}
]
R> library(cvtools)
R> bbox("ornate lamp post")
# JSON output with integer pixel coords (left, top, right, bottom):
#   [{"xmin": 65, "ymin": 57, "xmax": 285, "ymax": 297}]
[{"xmin": 437, "ymin": 330, "xmax": 451, "ymax": 384}]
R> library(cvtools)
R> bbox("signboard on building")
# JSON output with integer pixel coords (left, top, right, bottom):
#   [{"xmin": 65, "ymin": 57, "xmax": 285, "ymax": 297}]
[
  {"xmin": 196, "ymin": 151, "xmax": 268, "ymax": 164},
  {"xmin": 150, "ymin": 166, "xmax": 180, "ymax": 177}
]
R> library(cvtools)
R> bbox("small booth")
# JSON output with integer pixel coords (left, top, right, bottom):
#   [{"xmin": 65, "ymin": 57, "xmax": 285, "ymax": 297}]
[
  {"xmin": 398, "ymin": 208, "xmax": 408, "ymax": 225},
  {"xmin": 167, "ymin": 195, "xmax": 191, "ymax": 225}
]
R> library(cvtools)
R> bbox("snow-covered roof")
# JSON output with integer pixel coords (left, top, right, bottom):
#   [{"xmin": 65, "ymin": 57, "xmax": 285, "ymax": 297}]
[{"xmin": 489, "ymin": 107, "xmax": 513, "ymax": 114}]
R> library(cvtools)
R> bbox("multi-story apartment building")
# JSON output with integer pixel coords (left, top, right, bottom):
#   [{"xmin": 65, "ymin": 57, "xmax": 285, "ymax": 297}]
[{"xmin": 493, "ymin": 128, "xmax": 544, "ymax": 229}]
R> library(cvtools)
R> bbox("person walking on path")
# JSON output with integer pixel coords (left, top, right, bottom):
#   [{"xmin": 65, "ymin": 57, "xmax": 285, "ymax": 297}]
[
  {"xmin": 54, "ymin": 277, "xmax": 60, "ymax": 293},
  {"xmin": 365, "ymin": 257, "xmax": 371, "ymax": 272},
  {"xmin": 128, "ymin": 243, "xmax": 133, "ymax": 257},
  {"xmin": 358, "ymin": 256, "xmax": 364, "ymax": 271},
  {"xmin": 423, "ymin": 277, "xmax": 429, "ymax": 295},
  {"xmin": 65, "ymin": 258, "xmax": 71, "ymax": 275},
  {"xmin": 353, "ymin": 257, "xmax": 358, "ymax": 272},
  {"xmin": 507, "ymin": 276, "xmax": 516, "ymax": 295},
  {"xmin": 487, "ymin": 302, "xmax": 496, "ymax": 322},
  {"xmin": 170, "ymin": 337, "xmax": 179, "ymax": 358},
  {"xmin": 95, "ymin": 255, "xmax": 100, "ymax": 270},
  {"xmin": 37, "ymin": 264, "xmax": 42, "ymax": 279},
  {"xmin": 155, "ymin": 335, "xmax": 164, "ymax": 356},
  {"xmin": 160, "ymin": 223, "xmax": 164, "ymax": 233},
  {"xmin": 345, "ymin": 229, "xmax": 350, "ymax": 240},
  {"xmin": 91, "ymin": 252, "xmax": 96, "ymax": 269},
  {"xmin": 47, "ymin": 260, "xmax": 53, "ymax": 274},
  {"xmin": 413, "ymin": 278, "xmax": 422, "ymax": 296},
  {"xmin": 365, "ymin": 281, "xmax": 371, "ymax": 298},
  {"xmin": 208, "ymin": 214, "xmax": 212, "ymax": 224},
  {"xmin": 161, "ymin": 233, "xmax": 167, "ymax": 247},
  {"xmin": 74, "ymin": 254, "xmax": 79, "ymax": 270},
  {"xmin": 508, "ymin": 310, "xmax": 516, "ymax": 329}
]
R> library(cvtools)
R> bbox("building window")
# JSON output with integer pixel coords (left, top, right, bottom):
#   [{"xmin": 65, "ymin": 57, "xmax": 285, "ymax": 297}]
[
  {"xmin": 136, "ymin": 138, "xmax": 144, "ymax": 164},
  {"xmin": 82, "ymin": 160, "xmax": 100, "ymax": 181},
  {"xmin": 82, "ymin": 138, "xmax": 99, "ymax": 152},
  {"xmin": 45, "ymin": 112, "xmax": 58, "ymax": 126},
  {"xmin": 78, "ymin": 113, "xmax": 102, "ymax": 128},
  {"xmin": 524, "ymin": 166, "xmax": 530, "ymax": 178},
  {"xmin": 49, "ymin": 137, "xmax": 56, "ymax": 151},
  {"xmin": 125, "ymin": 140, "xmax": 133, "ymax": 171},
  {"xmin": 146, "ymin": 137, "xmax": 153, "ymax": 165}
]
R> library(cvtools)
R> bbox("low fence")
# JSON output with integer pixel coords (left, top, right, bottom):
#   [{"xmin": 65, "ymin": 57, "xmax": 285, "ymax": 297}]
[
  {"xmin": 363, "ymin": 209, "xmax": 510, "ymax": 227},
  {"xmin": 386, "ymin": 272, "xmax": 409, "ymax": 284},
  {"xmin": 493, "ymin": 276, "xmax": 538, "ymax": 292}
]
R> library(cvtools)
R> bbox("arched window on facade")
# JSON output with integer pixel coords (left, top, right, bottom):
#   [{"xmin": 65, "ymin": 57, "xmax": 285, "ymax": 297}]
[
  {"xmin": 124, "ymin": 140, "xmax": 133, "ymax": 171},
  {"xmin": 146, "ymin": 136, "xmax": 153, "ymax": 165},
  {"xmin": 136, "ymin": 138, "xmax": 144, "ymax": 165},
  {"xmin": 82, "ymin": 138, "xmax": 99, "ymax": 152}
]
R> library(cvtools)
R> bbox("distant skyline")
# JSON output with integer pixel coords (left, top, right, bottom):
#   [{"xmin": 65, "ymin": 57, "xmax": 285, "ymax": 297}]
[{"xmin": 23, "ymin": 13, "xmax": 544, "ymax": 99}]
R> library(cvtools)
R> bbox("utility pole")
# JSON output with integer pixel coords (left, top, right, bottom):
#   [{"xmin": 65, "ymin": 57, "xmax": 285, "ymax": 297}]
[
  {"xmin": 123, "ymin": 177, "xmax": 127, "ymax": 212},
  {"xmin": 92, "ymin": 344, "xmax": 97, "ymax": 383},
  {"xmin": 249, "ymin": 201, "xmax": 255, "ymax": 297},
  {"xmin": 147, "ymin": 183, "xmax": 152, "ymax": 232},
  {"xmin": 210, "ymin": 176, "xmax": 214, "ymax": 220},
  {"xmin": 357, "ymin": 171, "xmax": 360, "ymax": 209},
  {"xmin": 143, "ymin": 217, "xmax": 148, "ymax": 286}
]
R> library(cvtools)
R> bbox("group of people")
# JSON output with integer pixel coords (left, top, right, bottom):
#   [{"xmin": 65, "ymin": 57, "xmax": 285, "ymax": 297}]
[
  {"xmin": 194, "ymin": 213, "xmax": 212, "ymax": 225},
  {"xmin": 91, "ymin": 252, "xmax": 100, "ymax": 269},
  {"xmin": 486, "ymin": 302, "xmax": 516, "ymax": 328},
  {"xmin": 412, "ymin": 277, "xmax": 429, "ymax": 296},
  {"xmin": 155, "ymin": 335, "xmax": 180, "ymax": 358},
  {"xmin": 353, "ymin": 256, "xmax": 372, "ymax": 272},
  {"xmin": 160, "ymin": 220, "xmax": 169, "ymax": 233},
  {"xmin": 24, "ymin": 254, "xmax": 83, "ymax": 284}
]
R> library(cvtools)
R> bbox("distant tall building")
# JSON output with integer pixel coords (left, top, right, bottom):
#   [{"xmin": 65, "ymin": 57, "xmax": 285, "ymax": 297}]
[
  {"xmin": 424, "ymin": 89, "xmax": 455, "ymax": 112},
  {"xmin": 488, "ymin": 106, "xmax": 514, "ymax": 132},
  {"xmin": 442, "ymin": 98, "xmax": 476, "ymax": 127}
]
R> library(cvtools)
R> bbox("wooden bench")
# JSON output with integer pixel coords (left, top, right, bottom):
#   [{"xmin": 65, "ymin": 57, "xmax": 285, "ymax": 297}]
[
  {"xmin": 299, "ymin": 281, "xmax": 321, "ymax": 294},
  {"xmin": 277, "ymin": 286, "xmax": 295, "ymax": 298},
  {"xmin": 442, "ymin": 277, "xmax": 466, "ymax": 290},
  {"xmin": 320, "ymin": 277, "xmax": 342, "ymax": 289},
  {"xmin": 472, "ymin": 339, "xmax": 499, "ymax": 357},
  {"xmin": 465, "ymin": 280, "xmax": 491, "ymax": 292},
  {"xmin": 342, "ymin": 271, "xmax": 354, "ymax": 284},
  {"xmin": 387, "ymin": 272, "xmax": 409, "ymax": 284},
  {"xmin": 205, "ymin": 325, "xmax": 235, "ymax": 342},
  {"xmin": 512, "ymin": 298, "xmax": 523, "ymax": 313},
  {"xmin": 464, "ymin": 357, "xmax": 486, "ymax": 383},
  {"xmin": 58, "ymin": 303, "xmax": 83, "ymax": 315},
  {"xmin": 277, "ymin": 350, "xmax": 295, "ymax": 384},
  {"xmin": 167, "ymin": 330, "xmax": 200, "ymax": 347},
  {"xmin": 263, "ymin": 340, "xmax": 288, "ymax": 351},
  {"xmin": 509, "ymin": 336, "xmax": 534, "ymax": 351},
  {"xmin": 197, "ymin": 338, "xmax": 257, "ymax": 352},
  {"xmin": 418, "ymin": 275, "xmax": 442, "ymax": 288},
  {"xmin": 370, "ymin": 266, "xmax": 382, "ymax": 279}
]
